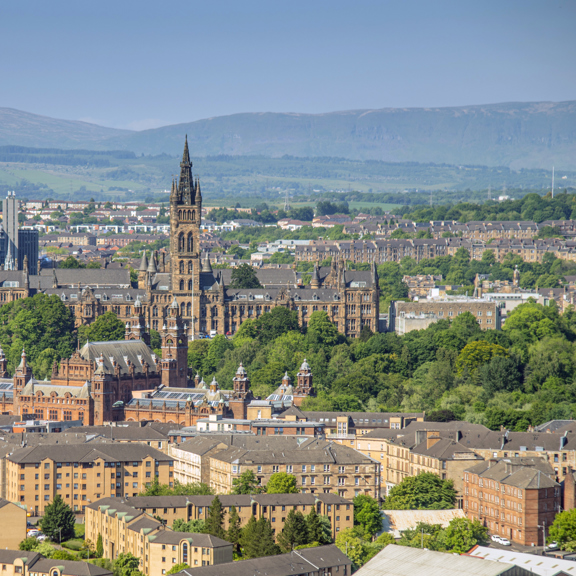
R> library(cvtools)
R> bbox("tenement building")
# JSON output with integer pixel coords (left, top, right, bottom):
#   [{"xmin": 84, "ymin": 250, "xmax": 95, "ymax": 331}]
[
  {"xmin": 462, "ymin": 457, "xmax": 560, "ymax": 546},
  {"xmin": 0, "ymin": 141, "xmax": 379, "ymax": 338}
]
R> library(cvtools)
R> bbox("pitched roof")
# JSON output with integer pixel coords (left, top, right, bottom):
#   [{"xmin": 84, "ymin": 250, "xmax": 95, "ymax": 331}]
[
  {"xmin": 148, "ymin": 531, "xmax": 230, "ymax": 548},
  {"xmin": 80, "ymin": 340, "xmax": 159, "ymax": 375},
  {"xmin": 175, "ymin": 545, "xmax": 349, "ymax": 576}
]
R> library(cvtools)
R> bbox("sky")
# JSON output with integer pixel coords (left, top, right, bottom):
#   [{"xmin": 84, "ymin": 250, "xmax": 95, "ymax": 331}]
[{"xmin": 1, "ymin": 0, "xmax": 575, "ymax": 131}]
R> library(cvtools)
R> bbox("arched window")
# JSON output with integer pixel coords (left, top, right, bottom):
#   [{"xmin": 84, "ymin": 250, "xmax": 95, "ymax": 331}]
[
  {"xmin": 178, "ymin": 233, "xmax": 184, "ymax": 252},
  {"xmin": 152, "ymin": 306, "xmax": 158, "ymax": 317},
  {"xmin": 179, "ymin": 261, "xmax": 184, "ymax": 273},
  {"xmin": 180, "ymin": 302, "xmax": 185, "ymax": 316},
  {"xmin": 188, "ymin": 261, "xmax": 193, "ymax": 273},
  {"xmin": 187, "ymin": 210, "xmax": 192, "ymax": 220},
  {"xmin": 182, "ymin": 543, "xmax": 188, "ymax": 564},
  {"xmin": 212, "ymin": 306, "xmax": 218, "ymax": 317},
  {"xmin": 192, "ymin": 210, "xmax": 196, "ymax": 221},
  {"xmin": 187, "ymin": 233, "xmax": 193, "ymax": 253},
  {"xmin": 187, "ymin": 302, "xmax": 192, "ymax": 316},
  {"xmin": 179, "ymin": 280, "xmax": 184, "ymax": 290},
  {"xmin": 188, "ymin": 280, "xmax": 192, "ymax": 291}
]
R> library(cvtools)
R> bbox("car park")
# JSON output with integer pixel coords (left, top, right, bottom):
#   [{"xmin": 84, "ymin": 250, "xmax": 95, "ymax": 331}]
[{"xmin": 499, "ymin": 537, "xmax": 511, "ymax": 546}]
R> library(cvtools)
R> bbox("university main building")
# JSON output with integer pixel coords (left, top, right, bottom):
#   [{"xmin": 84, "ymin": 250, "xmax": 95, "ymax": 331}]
[{"xmin": 0, "ymin": 140, "xmax": 379, "ymax": 425}]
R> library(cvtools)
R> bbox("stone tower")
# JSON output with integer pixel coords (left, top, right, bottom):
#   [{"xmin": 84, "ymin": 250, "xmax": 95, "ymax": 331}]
[
  {"xmin": 294, "ymin": 358, "xmax": 314, "ymax": 403},
  {"xmin": 170, "ymin": 136, "xmax": 202, "ymax": 322},
  {"xmin": 13, "ymin": 348, "xmax": 33, "ymax": 416},
  {"xmin": 229, "ymin": 363, "xmax": 253, "ymax": 419},
  {"xmin": 160, "ymin": 297, "xmax": 188, "ymax": 388}
]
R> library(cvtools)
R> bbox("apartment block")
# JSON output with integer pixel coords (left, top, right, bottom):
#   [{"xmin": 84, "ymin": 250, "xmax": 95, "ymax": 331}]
[
  {"xmin": 0, "ymin": 498, "xmax": 27, "ymax": 549},
  {"xmin": 463, "ymin": 458, "xmax": 560, "ymax": 546},
  {"xmin": 168, "ymin": 436, "xmax": 380, "ymax": 499},
  {"xmin": 171, "ymin": 544, "xmax": 351, "ymax": 576},
  {"xmin": 0, "ymin": 550, "xmax": 111, "ymax": 576},
  {"xmin": 124, "ymin": 493, "xmax": 354, "ymax": 539},
  {"xmin": 85, "ymin": 498, "xmax": 232, "ymax": 576},
  {"xmin": 6, "ymin": 443, "xmax": 173, "ymax": 515}
]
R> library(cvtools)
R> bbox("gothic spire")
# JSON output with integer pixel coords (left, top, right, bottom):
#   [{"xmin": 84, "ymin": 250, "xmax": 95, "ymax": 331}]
[
  {"xmin": 195, "ymin": 177, "xmax": 202, "ymax": 204},
  {"xmin": 139, "ymin": 250, "xmax": 148, "ymax": 272},
  {"xmin": 178, "ymin": 136, "xmax": 193, "ymax": 205}
]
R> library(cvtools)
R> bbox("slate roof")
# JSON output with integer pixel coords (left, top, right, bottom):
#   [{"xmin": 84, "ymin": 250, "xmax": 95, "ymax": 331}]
[
  {"xmin": 31, "ymin": 559, "xmax": 113, "ymax": 576},
  {"xmin": 20, "ymin": 381, "xmax": 91, "ymax": 399},
  {"xmin": 7, "ymin": 443, "xmax": 170, "ymax": 464},
  {"xmin": 148, "ymin": 531, "xmax": 231, "ymax": 547},
  {"xmin": 80, "ymin": 340, "xmax": 159, "ymax": 375},
  {"xmin": 174, "ymin": 545, "xmax": 350, "ymax": 576},
  {"xmin": 465, "ymin": 458, "xmax": 559, "ymax": 489},
  {"xmin": 34, "ymin": 268, "xmax": 131, "ymax": 288}
]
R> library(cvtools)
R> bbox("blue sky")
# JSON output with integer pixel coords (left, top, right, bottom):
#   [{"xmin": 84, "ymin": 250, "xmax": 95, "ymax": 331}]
[{"xmin": 1, "ymin": 0, "xmax": 575, "ymax": 130}]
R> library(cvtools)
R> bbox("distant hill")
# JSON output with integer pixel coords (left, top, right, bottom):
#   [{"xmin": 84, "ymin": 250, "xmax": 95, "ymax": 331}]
[
  {"xmin": 0, "ymin": 108, "xmax": 130, "ymax": 149},
  {"xmin": 2, "ymin": 101, "xmax": 576, "ymax": 169}
]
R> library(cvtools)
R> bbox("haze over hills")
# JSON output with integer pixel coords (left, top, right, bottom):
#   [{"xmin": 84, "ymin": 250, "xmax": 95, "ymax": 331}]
[{"xmin": 1, "ymin": 101, "xmax": 576, "ymax": 169}]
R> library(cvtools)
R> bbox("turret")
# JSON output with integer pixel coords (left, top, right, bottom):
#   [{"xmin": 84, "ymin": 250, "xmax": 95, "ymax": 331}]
[
  {"xmin": 201, "ymin": 252, "xmax": 213, "ymax": 274},
  {"xmin": 294, "ymin": 358, "xmax": 314, "ymax": 403},
  {"xmin": 310, "ymin": 263, "xmax": 320, "ymax": 289}
]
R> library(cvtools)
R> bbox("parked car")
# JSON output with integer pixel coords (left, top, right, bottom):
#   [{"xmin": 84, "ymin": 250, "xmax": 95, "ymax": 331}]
[
  {"xmin": 546, "ymin": 541, "xmax": 559, "ymax": 551},
  {"xmin": 491, "ymin": 535, "xmax": 501, "ymax": 543},
  {"xmin": 26, "ymin": 529, "xmax": 40, "ymax": 538},
  {"xmin": 499, "ymin": 537, "xmax": 511, "ymax": 546},
  {"xmin": 35, "ymin": 533, "xmax": 47, "ymax": 542}
]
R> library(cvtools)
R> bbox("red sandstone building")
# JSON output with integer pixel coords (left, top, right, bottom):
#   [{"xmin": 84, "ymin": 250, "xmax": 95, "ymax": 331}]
[{"xmin": 462, "ymin": 457, "xmax": 560, "ymax": 546}]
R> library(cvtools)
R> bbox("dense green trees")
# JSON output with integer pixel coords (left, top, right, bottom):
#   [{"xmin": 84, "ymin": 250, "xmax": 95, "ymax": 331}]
[
  {"xmin": 385, "ymin": 473, "xmax": 456, "ymax": 510},
  {"xmin": 204, "ymin": 497, "xmax": 226, "ymax": 539},
  {"xmin": 548, "ymin": 509, "xmax": 576, "ymax": 550},
  {"xmin": 232, "ymin": 470, "xmax": 263, "ymax": 494},
  {"xmin": 239, "ymin": 517, "xmax": 280, "ymax": 559},
  {"xmin": 78, "ymin": 310, "xmax": 125, "ymax": 345},
  {"xmin": 0, "ymin": 294, "xmax": 76, "ymax": 377},
  {"xmin": 353, "ymin": 495, "xmax": 382, "ymax": 537},
  {"xmin": 229, "ymin": 264, "xmax": 263, "ymax": 289},
  {"xmin": 139, "ymin": 478, "xmax": 213, "ymax": 496}
]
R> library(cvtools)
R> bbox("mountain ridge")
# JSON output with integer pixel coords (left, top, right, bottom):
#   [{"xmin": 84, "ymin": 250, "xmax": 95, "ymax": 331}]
[{"xmin": 1, "ymin": 101, "xmax": 576, "ymax": 169}]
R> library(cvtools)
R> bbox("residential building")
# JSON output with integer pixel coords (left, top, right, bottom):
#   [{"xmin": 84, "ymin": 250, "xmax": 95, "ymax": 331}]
[
  {"xmin": 0, "ymin": 498, "xmax": 27, "ymax": 549},
  {"xmin": 124, "ymin": 493, "xmax": 353, "ymax": 539},
  {"xmin": 463, "ymin": 458, "xmax": 561, "ymax": 546},
  {"xmin": 85, "ymin": 498, "xmax": 232, "ymax": 576},
  {"xmin": 5, "ymin": 443, "xmax": 174, "ymax": 515},
  {"xmin": 0, "ymin": 551, "xmax": 112, "ymax": 576},
  {"xmin": 172, "ymin": 545, "xmax": 351, "ymax": 576},
  {"xmin": 167, "ymin": 436, "xmax": 380, "ymax": 499}
]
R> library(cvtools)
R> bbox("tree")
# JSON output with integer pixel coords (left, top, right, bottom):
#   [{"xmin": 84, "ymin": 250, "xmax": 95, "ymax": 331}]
[
  {"xmin": 230, "ymin": 264, "xmax": 262, "ymax": 289},
  {"xmin": 167, "ymin": 564, "xmax": 189, "ymax": 575},
  {"xmin": 0, "ymin": 294, "xmax": 76, "ymax": 375},
  {"xmin": 226, "ymin": 505, "xmax": 242, "ymax": 553},
  {"xmin": 41, "ymin": 494, "xmax": 75, "ymax": 542},
  {"xmin": 204, "ymin": 496, "xmax": 226, "ymax": 539},
  {"xmin": 266, "ymin": 472, "xmax": 299, "ymax": 494},
  {"xmin": 78, "ymin": 310, "xmax": 125, "ymax": 345},
  {"xmin": 384, "ymin": 473, "xmax": 456, "ymax": 510},
  {"xmin": 19, "ymin": 537, "xmax": 39, "ymax": 551},
  {"xmin": 426, "ymin": 409, "xmax": 457, "ymax": 422},
  {"xmin": 114, "ymin": 553, "xmax": 142, "ymax": 576},
  {"xmin": 203, "ymin": 335, "xmax": 234, "ymax": 374},
  {"xmin": 307, "ymin": 311, "xmax": 341, "ymax": 348},
  {"xmin": 139, "ymin": 478, "xmax": 213, "ymax": 497},
  {"xmin": 172, "ymin": 519, "xmax": 206, "ymax": 533},
  {"xmin": 306, "ymin": 507, "xmax": 332, "ymax": 544},
  {"xmin": 96, "ymin": 533, "xmax": 104, "ymax": 558},
  {"xmin": 254, "ymin": 307, "xmax": 299, "ymax": 342},
  {"xmin": 239, "ymin": 516, "xmax": 280, "ymax": 559},
  {"xmin": 335, "ymin": 528, "xmax": 372, "ymax": 570},
  {"xmin": 549, "ymin": 509, "xmax": 576, "ymax": 551},
  {"xmin": 438, "ymin": 517, "xmax": 489, "ymax": 553},
  {"xmin": 455, "ymin": 341, "xmax": 509, "ymax": 375},
  {"xmin": 52, "ymin": 550, "xmax": 77, "ymax": 560},
  {"xmin": 353, "ymin": 494, "xmax": 382, "ymax": 537},
  {"xmin": 277, "ymin": 510, "xmax": 309, "ymax": 552},
  {"xmin": 232, "ymin": 470, "xmax": 263, "ymax": 494},
  {"xmin": 59, "ymin": 256, "xmax": 84, "ymax": 269}
]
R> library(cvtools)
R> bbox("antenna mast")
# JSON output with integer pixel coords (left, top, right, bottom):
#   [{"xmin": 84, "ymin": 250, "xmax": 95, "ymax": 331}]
[{"xmin": 283, "ymin": 189, "xmax": 290, "ymax": 212}]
